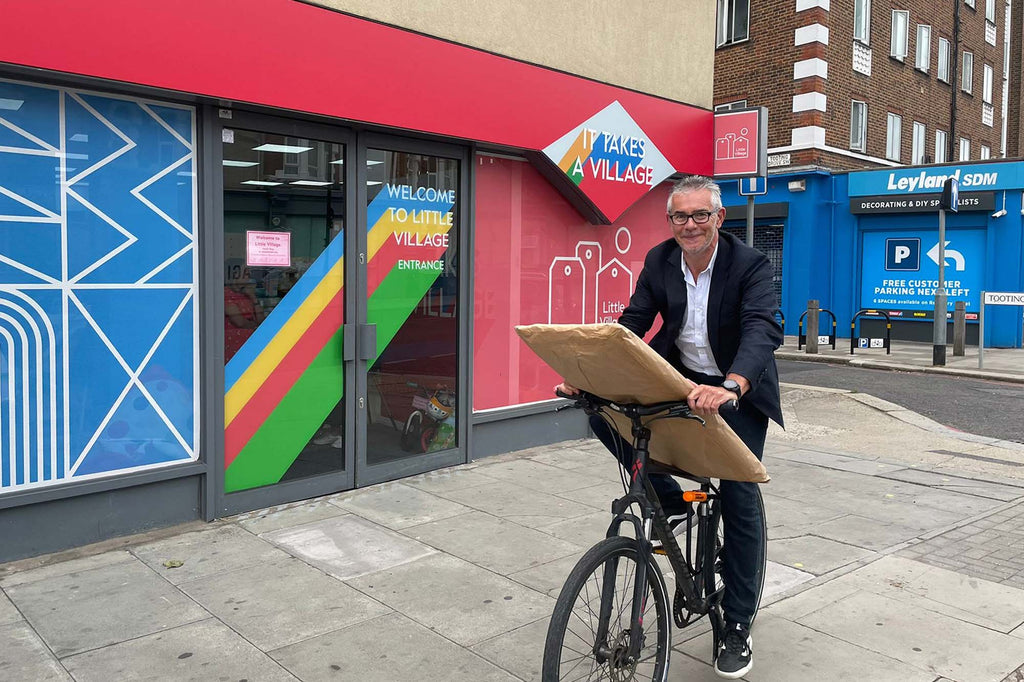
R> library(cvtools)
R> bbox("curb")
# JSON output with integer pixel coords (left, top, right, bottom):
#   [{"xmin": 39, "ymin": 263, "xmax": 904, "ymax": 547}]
[{"xmin": 775, "ymin": 350, "xmax": 1024, "ymax": 385}]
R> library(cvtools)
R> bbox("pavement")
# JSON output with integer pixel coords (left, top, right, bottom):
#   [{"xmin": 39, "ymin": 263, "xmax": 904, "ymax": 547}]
[{"xmin": 2, "ymin": 342, "xmax": 1024, "ymax": 681}]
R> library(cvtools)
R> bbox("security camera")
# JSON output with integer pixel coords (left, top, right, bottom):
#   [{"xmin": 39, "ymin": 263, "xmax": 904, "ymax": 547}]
[{"xmin": 992, "ymin": 209, "xmax": 1007, "ymax": 218}]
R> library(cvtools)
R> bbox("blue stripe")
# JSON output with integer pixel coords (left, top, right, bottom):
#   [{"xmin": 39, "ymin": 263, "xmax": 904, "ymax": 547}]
[{"xmin": 224, "ymin": 236, "xmax": 344, "ymax": 392}]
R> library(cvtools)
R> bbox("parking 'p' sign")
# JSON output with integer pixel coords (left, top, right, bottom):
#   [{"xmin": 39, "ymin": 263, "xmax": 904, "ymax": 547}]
[
  {"xmin": 713, "ymin": 107, "xmax": 767, "ymax": 178},
  {"xmin": 885, "ymin": 238, "xmax": 920, "ymax": 271}
]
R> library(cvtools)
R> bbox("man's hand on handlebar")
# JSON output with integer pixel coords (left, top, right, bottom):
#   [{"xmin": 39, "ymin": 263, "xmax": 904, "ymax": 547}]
[
  {"xmin": 554, "ymin": 381, "xmax": 580, "ymax": 398},
  {"xmin": 686, "ymin": 384, "xmax": 738, "ymax": 417}
]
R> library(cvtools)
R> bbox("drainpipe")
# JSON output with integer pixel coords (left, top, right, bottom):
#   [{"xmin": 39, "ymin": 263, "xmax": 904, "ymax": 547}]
[{"xmin": 949, "ymin": 0, "xmax": 961, "ymax": 160}]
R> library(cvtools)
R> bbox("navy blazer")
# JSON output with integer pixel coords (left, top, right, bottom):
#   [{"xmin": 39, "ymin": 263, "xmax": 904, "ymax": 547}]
[{"xmin": 618, "ymin": 230, "xmax": 784, "ymax": 426}]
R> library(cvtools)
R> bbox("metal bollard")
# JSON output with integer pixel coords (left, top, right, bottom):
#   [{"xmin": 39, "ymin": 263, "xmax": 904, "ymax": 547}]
[
  {"xmin": 953, "ymin": 301, "xmax": 966, "ymax": 356},
  {"xmin": 806, "ymin": 300, "xmax": 820, "ymax": 354}
]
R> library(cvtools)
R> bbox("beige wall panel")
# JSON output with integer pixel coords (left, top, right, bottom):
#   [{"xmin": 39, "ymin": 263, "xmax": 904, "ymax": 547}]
[{"xmin": 303, "ymin": 0, "xmax": 714, "ymax": 107}]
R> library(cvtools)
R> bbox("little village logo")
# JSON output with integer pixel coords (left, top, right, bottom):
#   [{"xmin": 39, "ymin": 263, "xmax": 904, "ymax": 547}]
[{"xmin": 543, "ymin": 100, "xmax": 675, "ymax": 223}]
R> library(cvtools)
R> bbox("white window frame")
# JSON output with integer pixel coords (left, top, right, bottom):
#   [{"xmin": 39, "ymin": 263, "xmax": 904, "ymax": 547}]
[
  {"xmin": 983, "ymin": 63, "xmax": 993, "ymax": 103},
  {"xmin": 980, "ymin": 144, "xmax": 991, "ymax": 159},
  {"xmin": 938, "ymin": 38, "xmax": 950, "ymax": 82},
  {"xmin": 717, "ymin": 0, "xmax": 750, "ymax": 47},
  {"xmin": 915, "ymin": 25, "xmax": 931, "ymax": 71},
  {"xmin": 962, "ymin": 51, "xmax": 974, "ymax": 93},
  {"xmin": 714, "ymin": 100, "xmax": 748, "ymax": 112},
  {"xmin": 886, "ymin": 113, "xmax": 902, "ymax": 161},
  {"xmin": 855, "ymin": 0, "xmax": 871, "ymax": 44},
  {"xmin": 965, "ymin": 0, "xmax": 975, "ymax": 8},
  {"xmin": 911, "ymin": 122, "xmax": 926, "ymax": 164},
  {"xmin": 959, "ymin": 137, "xmax": 971, "ymax": 161},
  {"xmin": 891, "ymin": 11, "xmax": 909, "ymax": 60},
  {"xmin": 935, "ymin": 130, "xmax": 948, "ymax": 163},
  {"xmin": 985, "ymin": 0, "xmax": 996, "ymax": 23},
  {"xmin": 850, "ymin": 100, "xmax": 867, "ymax": 152}
]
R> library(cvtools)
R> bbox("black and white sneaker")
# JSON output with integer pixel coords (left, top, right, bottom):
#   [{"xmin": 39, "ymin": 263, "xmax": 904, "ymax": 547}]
[
  {"xmin": 651, "ymin": 506, "xmax": 694, "ymax": 553},
  {"xmin": 714, "ymin": 622, "xmax": 752, "ymax": 679}
]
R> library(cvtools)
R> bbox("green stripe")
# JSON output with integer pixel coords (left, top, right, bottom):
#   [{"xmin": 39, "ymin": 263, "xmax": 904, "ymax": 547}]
[
  {"xmin": 368, "ymin": 266, "xmax": 443, "ymax": 359},
  {"xmin": 225, "ymin": 329, "xmax": 344, "ymax": 493}
]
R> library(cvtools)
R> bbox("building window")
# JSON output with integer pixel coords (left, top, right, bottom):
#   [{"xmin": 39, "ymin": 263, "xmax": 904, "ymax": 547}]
[
  {"xmin": 962, "ymin": 51, "xmax": 974, "ymax": 93},
  {"xmin": 891, "ymin": 11, "xmax": 909, "ymax": 60},
  {"xmin": 959, "ymin": 137, "xmax": 971, "ymax": 160},
  {"xmin": 717, "ymin": 0, "xmax": 750, "ymax": 46},
  {"xmin": 915, "ymin": 25, "xmax": 931, "ymax": 71},
  {"xmin": 965, "ymin": 0, "xmax": 975, "ymax": 8},
  {"xmin": 886, "ymin": 113, "xmax": 902, "ymax": 161},
  {"xmin": 938, "ymin": 38, "xmax": 950, "ymax": 82},
  {"xmin": 714, "ymin": 100, "xmax": 748, "ymax": 112},
  {"xmin": 983, "ymin": 63, "xmax": 993, "ymax": 103},
  {"xmin": 985, "ymin": 0, "xmax": 996, "ymax": 22},
  {"xmin": 980, "ymin": 144, "xmax": 991, "ymax": 159},
  {"xmin": 850, "ymin": 100, "xmax": 867, "ymax": 152},
  {"xmin": 912, "ymin": 122, "xmax": 926, "ymax": 164},
  {"xmin": 935, "ymin": 130, "xmax": 948, "ymax": 162},
  {"xmin": 855, "ymin": 0, "xmax": 871, "ymax": 43}
]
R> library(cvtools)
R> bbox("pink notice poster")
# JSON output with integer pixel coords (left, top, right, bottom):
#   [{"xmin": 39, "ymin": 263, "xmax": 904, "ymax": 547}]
[
  {"xmin": 246, "ymin": 231, "xmax": 291, "ymax": 267},
  {"xmin": 473, "ymin": 156, "xmax": 672, "ymax": 411}
]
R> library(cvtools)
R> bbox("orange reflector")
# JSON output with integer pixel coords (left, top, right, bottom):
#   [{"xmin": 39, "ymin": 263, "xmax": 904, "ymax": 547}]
[{"xmin": 682, "ymin": 491, "xmax": 708, "ymax": 503}]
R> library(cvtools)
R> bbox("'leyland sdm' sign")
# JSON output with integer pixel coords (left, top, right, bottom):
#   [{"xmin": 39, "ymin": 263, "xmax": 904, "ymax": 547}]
[
  {"xmin": 543, "ymin": 100, "xmax": 675, "ymax": 223},
  {"xmin": 848, "ymin": 162, "xmax": 1024, "ymax": 196}
]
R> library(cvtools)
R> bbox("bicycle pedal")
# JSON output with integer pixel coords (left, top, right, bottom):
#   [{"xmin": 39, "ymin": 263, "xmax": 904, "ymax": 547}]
[{"xmin": 652, "ymin": 546, "xmax": 668, "ymax": 556}]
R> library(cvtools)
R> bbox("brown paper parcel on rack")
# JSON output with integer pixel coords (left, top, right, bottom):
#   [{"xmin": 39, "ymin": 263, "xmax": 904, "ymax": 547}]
[{"xmin": 516, "ymin": 323, "xmax": 768, "ymax": 483}]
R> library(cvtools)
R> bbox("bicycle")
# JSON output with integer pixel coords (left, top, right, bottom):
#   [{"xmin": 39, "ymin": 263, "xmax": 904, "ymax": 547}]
[{"xmin": 541, "ymin": 389, "xmax": 767, "ymax": 681}]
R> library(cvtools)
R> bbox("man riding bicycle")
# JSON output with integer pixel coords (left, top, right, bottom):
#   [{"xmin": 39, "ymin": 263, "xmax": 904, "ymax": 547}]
[{"xmin": 557, "ymin": 174, "xmax": 783, "ymax": 678}]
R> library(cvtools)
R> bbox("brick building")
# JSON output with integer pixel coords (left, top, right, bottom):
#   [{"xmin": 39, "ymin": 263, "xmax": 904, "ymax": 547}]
[{"xmin": 715, "ymin": 0, "xmax": 1020, "ymax": 171}]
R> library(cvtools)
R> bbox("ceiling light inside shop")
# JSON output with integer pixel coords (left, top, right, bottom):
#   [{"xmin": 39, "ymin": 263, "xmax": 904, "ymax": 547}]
[
  {"xmin": 291, "ymin": 180, "xmax": 332, "ymax": 186},
  {"xmin": 253, "ymin": 144, "xmax": 313, "ymax": 154},
  {"xmin": 223, "ymin": 160, "xmax": 259, "ymax": 167},
  {"xmin": 0, "ymin": 98, "xmax": 24, "ymax": 111},
  {"xmin": 241, "ymin": 180, "xmax": 283, "ymax": 186},
  {"xmin": 329, "ymin": 159, "xmax": 344, "ymax": 165},
  {"xmin": 366, "ymin": 160, "xmax": 383, "ymax": 166},
  {"xmin": 366, "ymin": 181, "xmax": 383, "ymax": 186}
]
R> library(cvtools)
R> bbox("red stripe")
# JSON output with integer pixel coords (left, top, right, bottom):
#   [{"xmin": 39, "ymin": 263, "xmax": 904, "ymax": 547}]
[{"xmin": 225, "ymin": 289, "xmax": 344, "ymax": 467}]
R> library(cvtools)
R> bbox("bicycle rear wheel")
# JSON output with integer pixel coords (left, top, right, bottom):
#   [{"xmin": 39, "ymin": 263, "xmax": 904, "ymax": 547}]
[{"xmin": 542, "ymin": 536, "xmax": 670, "ymax": 681}]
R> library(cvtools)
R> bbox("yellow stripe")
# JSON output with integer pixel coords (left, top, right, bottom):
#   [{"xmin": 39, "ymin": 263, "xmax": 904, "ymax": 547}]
[
  {"xmin": 225, "ymin": 260, "xmax": 344, "ymax": 426},
  {"xmin": 367, "ymin": 212, "xmax": 454, "ymax": 261}
]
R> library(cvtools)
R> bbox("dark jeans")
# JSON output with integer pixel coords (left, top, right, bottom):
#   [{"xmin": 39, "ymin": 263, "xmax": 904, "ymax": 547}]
[{"xmin": 588, "ymin": 376, "xmax": 768, "ymax": 629}]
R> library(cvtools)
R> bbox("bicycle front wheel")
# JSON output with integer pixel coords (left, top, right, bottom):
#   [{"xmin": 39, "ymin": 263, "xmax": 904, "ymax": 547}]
[{"xmin": 542, "ymin": 536, "xmax": 670, "ymax": 682}]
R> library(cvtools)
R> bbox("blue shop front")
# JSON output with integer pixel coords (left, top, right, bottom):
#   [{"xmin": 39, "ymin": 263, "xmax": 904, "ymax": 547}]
[{"xmin": 718, "ymin": 160, "xmax": 1024, "ymax": 349}]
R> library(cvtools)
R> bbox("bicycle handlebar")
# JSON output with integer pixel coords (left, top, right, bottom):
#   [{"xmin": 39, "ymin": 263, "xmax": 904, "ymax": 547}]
[{"xmin": 555, "ymin": 388, "xmax": 737, "ymax": 419}]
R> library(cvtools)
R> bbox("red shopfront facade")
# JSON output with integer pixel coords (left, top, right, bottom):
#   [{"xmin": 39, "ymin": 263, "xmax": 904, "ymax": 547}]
[{"xmin": 0, "ymin": 0, "xmax": 711, "ymax": 559}]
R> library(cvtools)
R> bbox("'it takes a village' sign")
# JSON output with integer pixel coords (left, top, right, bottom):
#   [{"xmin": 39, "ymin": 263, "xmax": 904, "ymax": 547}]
[{"xmin": 543, "ymin": 100, "xmax": 675, "ymax": 223}]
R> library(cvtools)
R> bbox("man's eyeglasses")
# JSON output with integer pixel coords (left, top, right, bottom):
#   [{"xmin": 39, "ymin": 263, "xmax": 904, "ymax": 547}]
[{"xmin": 667, "ymin": 210, "xmax": 716, "ymax": 225}]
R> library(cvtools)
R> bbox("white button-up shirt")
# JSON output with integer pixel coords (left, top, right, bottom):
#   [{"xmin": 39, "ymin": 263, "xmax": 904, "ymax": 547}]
[{"xmin": 674, "ymin": 244, "xmax": 722, "ymax": 376}]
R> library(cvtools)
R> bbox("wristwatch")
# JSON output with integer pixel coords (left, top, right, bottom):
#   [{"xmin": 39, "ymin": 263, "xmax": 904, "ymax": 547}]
[{"xmin": 721, "ymin": 379, "xmax": 742, "ymax": 400}]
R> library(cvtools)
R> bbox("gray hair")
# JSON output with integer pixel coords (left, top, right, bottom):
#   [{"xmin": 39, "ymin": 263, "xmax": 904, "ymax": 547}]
[{"xmin": 666, "ymin": 175, "xmax": 723, "ymax": 212}]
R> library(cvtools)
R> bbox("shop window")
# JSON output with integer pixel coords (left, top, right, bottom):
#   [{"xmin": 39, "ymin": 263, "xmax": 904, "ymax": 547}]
[
  {"xmin": 472, "ymin": 155, "xmax": 674, "ymax": 410},
  {"xmin": 0, "ymin": 78, "xmax": 198, "ymax": 495},
  {"xmin": 717, "ymin": 0, "xmax": 750, "ymax": 46}
]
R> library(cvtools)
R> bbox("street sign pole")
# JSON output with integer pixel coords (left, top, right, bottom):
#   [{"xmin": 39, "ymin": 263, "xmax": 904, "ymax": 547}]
[
  {"xmin": 746, "ymin": 194, "xmax": 754, "ymax": 246},
  {"xmin": 934, "ymin": 177, "xmax": 959, "ymax": 366}
]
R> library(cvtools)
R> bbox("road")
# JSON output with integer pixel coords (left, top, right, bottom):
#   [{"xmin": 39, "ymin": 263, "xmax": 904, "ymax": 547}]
[{"xmin": 777, "ymin": 359, "xmax": 1024, "ymax": 444}]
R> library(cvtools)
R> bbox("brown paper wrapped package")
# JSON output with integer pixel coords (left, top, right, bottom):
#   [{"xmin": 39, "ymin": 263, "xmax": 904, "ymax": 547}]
[{"xmin": 515, "ymin": 323, "xmax": 769, "ymax": 483}]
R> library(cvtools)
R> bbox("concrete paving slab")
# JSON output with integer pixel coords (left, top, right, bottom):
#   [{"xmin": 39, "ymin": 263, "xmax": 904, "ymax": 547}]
[
  {"xmin": 4, "ymin": 558, "xmax": 207, "ymax": 657},
  {"xmin": 330, "ymin": 481, "xmax": 472, "ymax": 530},
  {"xmin": 132, "ymin": 524, "xmax": 289, "ymax": 585},
  {"xmin": 838, "ymin": 555, "xmax": 1024, "ymax": 634},
  {"xmin": 761, "ymin": 492, "xmax": 845, "ymax": 531},
  {"xmin": 879, "ymin": 469, "xmax": 1024, "ymax": 501},
  {"xmin": 469, "ymin": 616, "xmax": 550, "ymax": 682},
  {"xmin": 663, "ymin": 651, "xmax": 721, "ymax": 681},
  {"xmin": 61, "ymin": 618, "xmax": 298, "ymax": 682},
  {"xmin": 768, "ymin": 536, "xmax": 876, "ymax": 576},
  {"xmin": 526, "ymin": 446, "xmax": 610, "ymax": 471},
  {"xmin": 536, "ymin": 509, "xmax": 615, "ymax": 546},
  {"xmin": 0, "ymin": 621, "xmax": 71, "ymax": 681},
  {"xmin": 508, "ymin": 552, "xmax": 585, "ymax": 598},
  {"xmin": 401, "ymin": 510, "xmax": 581, "ymax": 575},
  {"xmin": 0, "ymin": 550, "xmax": 135, "ymax": 588},
  {"xmin": 235, "ymin": 499, "xmax": 347, "ymax": 535},
  {"xmin": 402, "ymin": 466, "xmax": 501, "ymax": 494},
  {"xmin": 0, "ymin": 589, "xmax": 20, "ymax": 625},
  {"xmin": 346, "ymin": 553, "xmax": 555, "ymax": 647},
  {"xmin": 272, "ymin": 611, "xmax": 520, "ymax": 681},
  {"xmin": 436, "ymin": 481, "xmax": 596, "ymax": 528},
  {"xmin": 761, "ymin": 560, "xmax": 816, "ymax": 604},
  {"xmin": 553, "ymin": 479, "xmax": 626, "ymax": 511},
  {"xmin": 472, "ymin": 458, "xmax": 608, "ymax": 494},
  {"xmin": 798, "ymin": 590, "xmax": 1024, "ymax": 682},
  {"xmin": 810, "ymin": 514, "xmax": 923, "ymax": 550},
  {"xmin": 261, "ymin": 514, "xmax": 436, "ymax": 581},
  {"xmin": 178, "ymin": 555, "xmax": 390, "ymax": 651},
  {"xmin": 679, "ymin": 614, "xmax": 935, "ymax": 682}
]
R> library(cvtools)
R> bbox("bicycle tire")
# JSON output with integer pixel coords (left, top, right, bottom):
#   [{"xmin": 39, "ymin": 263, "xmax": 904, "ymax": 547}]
[
  {"xmin": 542, "ymin": 536, "xmax": 670, "ymax": 682},
  {"xmin": 400, "ymin": 411, "xmax": 423, "ymax": 452}
]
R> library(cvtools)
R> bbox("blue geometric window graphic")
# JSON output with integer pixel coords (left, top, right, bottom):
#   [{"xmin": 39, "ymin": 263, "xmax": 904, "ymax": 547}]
[{"xmin": 0, "ymin": 78, "xmax": 198, "ymax": 493}]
